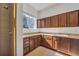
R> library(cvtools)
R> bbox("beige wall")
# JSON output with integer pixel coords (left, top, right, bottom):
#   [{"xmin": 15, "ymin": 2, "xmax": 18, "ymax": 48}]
[
  {"xmin": 16, "ymin": 3, "xmax": 23, "ymax": 56},
  {"xmin": 23, "ymin": 3, "xmax": 38, "ymax": 18}
]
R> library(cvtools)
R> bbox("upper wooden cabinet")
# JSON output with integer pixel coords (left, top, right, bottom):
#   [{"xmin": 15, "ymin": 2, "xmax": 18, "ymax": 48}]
[
  {"xmin": 37, "ymin": 20, "xmax": 41, "ymax": 28},
  {"xmin": 50, "ymin": 15, "xmax": 59, "ymax": 27},
  {"xmin": 67, "ymin": 11, "xmax": 79, "ymax": 27},
  {"xmin": 40, "ymin": 18, "xmax": 46, "ymax": 28},
  {"xmin": 59, "ymin": 13, "xmax": 67, "ymax": 27},
  {"xmin": 45, "ymin": 17, "xmax": 51, "ymax": 28},
  {"xmin": 37, "ymin": 10, "xmax": 79, "ymax": 28}
]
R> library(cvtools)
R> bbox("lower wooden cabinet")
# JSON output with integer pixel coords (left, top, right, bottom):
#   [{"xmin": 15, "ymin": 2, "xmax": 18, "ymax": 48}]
[
  {"xmin": 23, "ymin": 35, "xmax": 41, "ymax": 55},
  {"xmin": 24, "ymin": 35, "xmax": 79, "ymax": 56},
  {"xmin": 29, "ymin": 37, "xmax": 35, "ymax": 51},
  {"xmin": 59, "ymin": 37, "xmax": 70, "ymax": 54},
  {"xmin": 52, "ymin": 37, "xmax": 61, "ymax": 50},
  {"xmin": 37, "ymin": 35, "xmax": 42, "ymax": 46},
  {"xmin": 52, "ymin": 37, "xmax": 70, "ymax": 55},
  {"xmin": 69, "ymin": 39, "xmax": 79, "ymax": 56},
  {"xmin": 24, "ymin": 47, "xmax": 30, "ymax": 55},
  {"xmin": 23, "ymin": 37, "xmax": 30, "ymax": 55},
  {"xmin": 42, "ymin": 35, "xmax": 53, "ymax": 49}
]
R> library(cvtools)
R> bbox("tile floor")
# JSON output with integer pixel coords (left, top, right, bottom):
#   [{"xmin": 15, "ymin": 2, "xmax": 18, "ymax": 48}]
[{"xmin": 26, "ymin": 46, "xmax": 67, "ymax": 56}]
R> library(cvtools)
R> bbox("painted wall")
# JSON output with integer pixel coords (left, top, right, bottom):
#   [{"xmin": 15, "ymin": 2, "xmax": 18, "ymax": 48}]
[
  {"xmin": 23, "ymin": 3, "xmax": 38, "ymax": 18},
  {"xmin": 38, "ymin": 3, "xmax": 79, "ymax": 34},
  {"xmin": 16, "ymin": 3, "xmax": 23, "ymax": 56}
]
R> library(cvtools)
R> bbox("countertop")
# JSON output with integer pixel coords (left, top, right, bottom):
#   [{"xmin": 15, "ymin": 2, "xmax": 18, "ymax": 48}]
[{"xmin": 23, "ymin": 32, "xmax": 79, "ymax": 39}]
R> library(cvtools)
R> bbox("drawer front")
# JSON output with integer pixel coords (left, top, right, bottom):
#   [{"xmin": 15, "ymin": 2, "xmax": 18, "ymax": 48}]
[
  {"xmin": 24, "ymin": 47, "xmax": 29, "ymax": 55},
  {"xmin": 24, "ymin": 37, "xmax": 30, "ymax": 48}
]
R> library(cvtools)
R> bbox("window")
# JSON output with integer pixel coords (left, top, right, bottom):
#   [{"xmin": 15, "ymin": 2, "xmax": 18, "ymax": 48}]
[{"xmin": 23, "ymin": 12, "xmax": 36, "ymax": 29}]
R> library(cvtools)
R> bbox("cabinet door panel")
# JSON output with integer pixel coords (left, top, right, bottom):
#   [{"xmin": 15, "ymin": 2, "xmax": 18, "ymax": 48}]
[
  {"xmin": 24, "ymin": 47, "xmax": 29, "ymax": 55},
  {"xmin": 37, "ymin": 20, "xmax": 41, "ymax": 28},
  {"xmin": 60, "ymin": 38, "xmax": 70, "ymax": 54},
  {"xmin": 67, "ymin": 11, "xmax": 79, "ymax": 27},
  {"xmin": 29, "ymin": 38, "xmax": 34, "ymax": 51},
  {"xmin": 41, "ymin": 18, "xmax": 46, "ymax": 28},
  {"xmin": 52, "ymin": 37, "xmax": 58, "ymax": 49},
  {"xmin": 69, "ymin": 39, "xmax": 79, "ymax": 56},
  {"xmin": 45, "ymin": 17, "xmax": 51, "ymax": 28},
  {"xmin": 59, "ymin": 13, "xmax": 67, "ymax": 27},
  {"xmin": 42, "ymin": 35, "xmax": 52, "ymax": 48},
  {"xmin": 37, "ymin": 35, "xmax": 41, "ymax": 46},
  {"xmin": 56, "ymin": 37, "xmax": 61, "ymax": 51},
  {"xmin": 23, "ymin": 37, "xmax": 30, "ymax": 55},
  {"xmin": 34, "ymin": 38, "xmax": 38, "ymax": 48},
  {"xmin": 51, "ymin": 15, "xmax": 59, "ymax": 27}
]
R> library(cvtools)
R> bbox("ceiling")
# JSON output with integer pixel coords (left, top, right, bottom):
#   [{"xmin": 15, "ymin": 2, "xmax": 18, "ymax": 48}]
[{"xmin": 28, "ymin": 3, "xmax": 56, "ymax": 11}]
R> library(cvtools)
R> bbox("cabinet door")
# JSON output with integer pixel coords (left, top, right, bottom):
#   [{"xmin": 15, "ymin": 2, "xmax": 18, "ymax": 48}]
[
  {"xmin": 67, "ymin": 11, "xmax": 79, "ymax": 27},
  {"xmin": 59, "ymin": 13, "xmax": 67, "ymax": 27},
  {"xmin": 51, "ymin": 15, "xmax": 59, "ymax": 27},
  {"xmin": 34, "ymin": 37, "xmax": 38, "ymax": 48},
  {"xmin": 60, "ymin": 38, "xmax": 70, "ymax": 54},
  {"xmin": 29, "ymin": 37, "xmax": 35, "ymax": 51},
  {"xmin": 37, "ymin": 20, "xmax": 41, "ymax": 28},
  {"xmin": 52, "ymin": 37, "xmax": 62, "ymax": 50},
  {"xmin": 23, "ymin": 37, "xmax": 30, "ymax": 48},
  {"xmin": 24, "ymin": 47, "xmax": 29, "ymax": 55},
  {"xmin": 45, "ymin": 17, "xmax": 51, "ymax": 28},
  {"xmin": 37, "ymin": 35, "xmax": 41, "ymax": 46},
  {"xmin": 52, "ymin": 37, "xmax": 58, "ymax": 49},
  {"xmin": 69, "ymin": 39, "xmax": 79, "ymax": 56},
  {"xmin": 56, "ymin": 37, "xmax": 61, "ymax": 51},
  {"xmin": 42, "ymin": 35, "xmax": 52, "ymax": 48},
  {"xmin": 41, "ymin": 18, "xmax": 46, "ymax": 28}
]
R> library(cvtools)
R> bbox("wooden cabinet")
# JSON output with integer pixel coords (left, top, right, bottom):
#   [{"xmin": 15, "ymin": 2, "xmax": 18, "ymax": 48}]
[
  {"xmin": 45, "ymin": 17, "xmax": 51, "ymax": 27},
  {"xmin": 23, "ymin": 37, "xmax": 30, "ymax": 55},
  {"xmin": 37, "ymin": 20, "xmax": 41, "ymax": 28},
  {"xmin": 37, "ymin": 10, "xmax": 79, "ymax": 28},
  {"xmin": 52, "ymin": 37, "xmax": 61, "ymax": 50},
  {"xmin": 67, "ymin": 11, "xmax": 79, "ymax": 27},
  {"xmin": 29, "ymin": 37, "xmax": 35, "ymax": 51},
  {"xmin": 52, "ymin": 37, "xmax": 58, "ymax": 49},
  {"xmin": 37, "ymin": 35, "xmax": 41, "ymax": 46},
  {"xmin": 50, "ymin": 15, "xmax": 59, "ymax": 27},
  {"xmin": 23, "ymin": 35, "xmax": 41, "ymax": 55},
  {"xmin": 34, "ymin": 35, "xmax": 41, "ymax": 48},
  {"xmin": 24, "ymin": 34, "xmax": 79, "ymax": 56},
  {"xmin": 59, "ymin": 37, "xmax": 70, "ymax": 54},
  {"xmin": 59, "ymin": 13, "xmax": 67, "ymax": 27},
  {"xmin": 41, "ymin": 18, "xmax": 46, "ymax": 28},
  {"xmin": 42, "ymin": 35, "xmax": 52, "ymax": 49},
  {"xmin": 69, "ymin": 39, "xmax": 79, "ymax": 56},
  {"xmin": 52, "ymin": 37, "xmax": 70, "ymax": 54}
]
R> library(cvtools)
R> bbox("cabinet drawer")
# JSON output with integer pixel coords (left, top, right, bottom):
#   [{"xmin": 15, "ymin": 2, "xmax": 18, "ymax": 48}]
[
  {"xmin": 24, "ymin": 37, "xmax": 29, "ymax": 42},
  {"xmin": 24, "ymin": 47, "xmax": 29, "ymax": 55},
  {"xmin": 24, "ymin": 40, "xmax": 29, "ymax": 44}
]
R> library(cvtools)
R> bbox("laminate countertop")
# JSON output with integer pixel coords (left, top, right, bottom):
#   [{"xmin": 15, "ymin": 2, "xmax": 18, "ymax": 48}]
[{"xmin": 23, "ymin": 32, "xmax": 79, "ymax": 39}]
